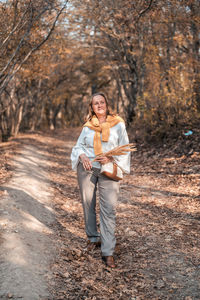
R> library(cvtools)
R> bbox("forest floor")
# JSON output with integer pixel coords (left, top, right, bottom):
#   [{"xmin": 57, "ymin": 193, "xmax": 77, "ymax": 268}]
[{"xmin": 0, "ymin": 128, "xmax": 200, "ymax": 300}]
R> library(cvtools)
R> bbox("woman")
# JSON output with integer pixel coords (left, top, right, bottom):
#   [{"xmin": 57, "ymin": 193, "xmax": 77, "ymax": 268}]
[{"xmin": 71, "ymin": 92, "xmax": 130, "ymax": 268}]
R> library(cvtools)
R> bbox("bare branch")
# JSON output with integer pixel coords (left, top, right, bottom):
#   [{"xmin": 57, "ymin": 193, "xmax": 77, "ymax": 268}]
[
  {"xmin": 0, "ymin": 2, "xmax": 62, "ymax": 75},
  {"xmin": 0, "ymin": 1, "xmax": 31, "ymax": 50},
  {"xmin": 137, "ymin": 0, "xmax": 154, "ymax": 23},
  {"xmin": 0, "ymin": 3, "xmax": 68, "ymax": 97},
  {"xmin": 0, "ymin": 5, "xmax": 34, "ymax": 78},
  {"xmin": 12, "ymin": 0, "xmax": 19, "ymax": 29}
]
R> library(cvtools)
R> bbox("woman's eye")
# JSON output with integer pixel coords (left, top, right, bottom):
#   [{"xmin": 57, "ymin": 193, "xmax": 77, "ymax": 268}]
[{"xmin": 93, "ymin": 101, "xmax": 105, "ymax": 106}]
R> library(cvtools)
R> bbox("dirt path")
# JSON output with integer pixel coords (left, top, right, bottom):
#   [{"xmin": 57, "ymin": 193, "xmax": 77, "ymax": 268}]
[
  {"xmin": 0, "ymin": 129, "xmax": 200, "ymax": 300},
  {"xmin": 0, "ymin": 142, "xmax": 56, "ymax": 300}
]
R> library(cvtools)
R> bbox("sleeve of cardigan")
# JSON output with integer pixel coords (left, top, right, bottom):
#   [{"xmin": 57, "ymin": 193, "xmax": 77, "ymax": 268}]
[
  {"xmin": 70, "ymin": 128, "xmax": 87, "ymax": 171},
  {"xmin": 113, "ymin": 122, "xmax": 131, "ymax": 174}
]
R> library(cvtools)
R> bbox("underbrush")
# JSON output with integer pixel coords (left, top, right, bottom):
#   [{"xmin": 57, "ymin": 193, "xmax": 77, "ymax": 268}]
[{"xmin": 130, "ymin": 112, "xmax": 200, "ymax": 157}]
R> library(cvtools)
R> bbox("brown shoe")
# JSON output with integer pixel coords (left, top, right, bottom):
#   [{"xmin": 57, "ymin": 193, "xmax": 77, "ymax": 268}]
[
  {"xmin": 102, "ymin": 256, "xmax": 116, "ymax": 268},
  {"xmin": 87, "ymin": 240, "xmax": 101, "ymax": 251}
]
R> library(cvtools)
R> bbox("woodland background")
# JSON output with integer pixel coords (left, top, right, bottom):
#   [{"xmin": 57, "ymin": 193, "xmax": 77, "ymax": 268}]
[
  {"xmin": 0, "ymin": 0, "xmax": 199, "ymax": 143},
  {"xmin": 0, "ymin": 2, "xmax": 200, "ymax": 298}
]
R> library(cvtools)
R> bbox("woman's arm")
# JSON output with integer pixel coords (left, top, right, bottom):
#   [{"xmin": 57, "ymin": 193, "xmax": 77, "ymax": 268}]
[{"xmin": 71, "ymin": 128, "xmax": 92, "ymax": 170}]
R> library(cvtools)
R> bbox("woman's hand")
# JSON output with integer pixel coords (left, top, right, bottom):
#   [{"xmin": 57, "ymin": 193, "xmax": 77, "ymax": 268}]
[
  {"xmin": 79, "ymin": 154, "xmax": 92, "ymax": 170},
  {"xmin": 95, "ymin": 156, "xmax": 113, "ymax": 165}
]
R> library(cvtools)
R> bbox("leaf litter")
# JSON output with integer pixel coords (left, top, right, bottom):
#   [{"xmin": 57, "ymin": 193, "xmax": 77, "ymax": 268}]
[{"xmin": 0, "ymin": 128, "xmax": 199, "ymax": 300}]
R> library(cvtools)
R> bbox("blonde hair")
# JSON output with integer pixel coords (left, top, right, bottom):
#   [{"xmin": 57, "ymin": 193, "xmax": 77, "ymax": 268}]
[{"xmin": 87, "ymin": 92, "xmax": 113, "ymax": 121}]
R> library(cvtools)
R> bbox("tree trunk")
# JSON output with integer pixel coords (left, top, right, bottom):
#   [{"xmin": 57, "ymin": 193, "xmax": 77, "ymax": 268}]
[
  {"xmin": 190, "ymin": 3, "xmax": 200, "ymax": 111},
  {"xmin": 13, "ymin": 103, "xmax": 23, "ymax": 137}
]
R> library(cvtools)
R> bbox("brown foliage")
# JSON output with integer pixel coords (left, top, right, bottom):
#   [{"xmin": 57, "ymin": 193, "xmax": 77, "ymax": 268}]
[{"xmin": 0, "ymin": 0, "xmax": 199, "ymax": 144}]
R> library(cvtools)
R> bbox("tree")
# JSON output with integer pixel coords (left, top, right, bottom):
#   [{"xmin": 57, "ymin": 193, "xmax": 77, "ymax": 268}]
[
  {"xmin": 0, "ymin": 0, "xmax": 67, "ymax": 141},
  {"xmin": 69, "ymin": 0, "xmax": 155, "ymax": 124},
  {"xmin": 1, "ymin": 0, "xmax": 199, "ymax": 142}
]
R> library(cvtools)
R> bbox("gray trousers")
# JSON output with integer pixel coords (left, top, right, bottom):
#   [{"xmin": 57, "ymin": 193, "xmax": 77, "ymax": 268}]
[{"xmin": 77, "ymin": 162, "xmax": 120, "ymax": 256}]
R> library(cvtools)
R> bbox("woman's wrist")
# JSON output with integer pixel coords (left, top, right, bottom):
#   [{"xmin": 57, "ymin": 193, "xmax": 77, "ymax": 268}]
[
  {"xmin": 79, "ymin": 153, "xmax": 88, "ymax": 162},
  {"xmin": 79, "ymin": 153, "xmax": 92, "ymax": 170}
]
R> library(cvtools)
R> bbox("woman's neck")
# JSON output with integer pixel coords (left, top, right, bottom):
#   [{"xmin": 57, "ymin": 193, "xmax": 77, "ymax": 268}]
[{"xmin": 97, "ymin": 115, "xmax": 107, "ymax": 124}]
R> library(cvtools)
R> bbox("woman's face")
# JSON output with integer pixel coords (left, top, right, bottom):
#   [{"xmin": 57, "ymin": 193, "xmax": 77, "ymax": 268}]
[{"xmin": 92, "ymin": 95, "xmax": 107, "ymax": 118}]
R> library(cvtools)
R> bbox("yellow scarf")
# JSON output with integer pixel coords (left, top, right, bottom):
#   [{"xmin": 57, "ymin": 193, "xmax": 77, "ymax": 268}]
[{"xmin": 83, "ymin": 115, "xmax": 124, "ymax": 155}]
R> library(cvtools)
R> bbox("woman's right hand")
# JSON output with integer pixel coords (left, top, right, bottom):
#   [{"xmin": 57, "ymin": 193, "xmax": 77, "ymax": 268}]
[{"xmin": 79, "ymin": 154, "xmax": 92, "ymax": 170}]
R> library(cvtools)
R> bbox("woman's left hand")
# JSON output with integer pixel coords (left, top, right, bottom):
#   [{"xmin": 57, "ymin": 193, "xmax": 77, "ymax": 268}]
[{"xmin": 95, "ymin": 156, "xmax": 113, "ymax": 165}]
